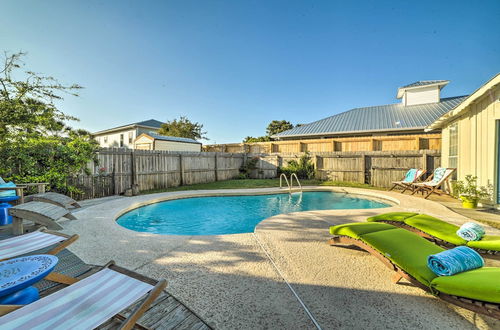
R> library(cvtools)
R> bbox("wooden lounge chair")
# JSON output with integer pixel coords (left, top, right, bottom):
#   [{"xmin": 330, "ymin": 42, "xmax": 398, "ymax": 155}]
[
  {"xmin": 410, "ymin": 167, "xmax": 456, "ymax": 199},
  {"xmin": 26, "ymin": 192, "xmax": 81, "ymax": 209},
  {"xmin": 0, "ymin": 227, "xmax": 79, "ymax": 262},
  {"xmin": 0, "ymin": 261, "xmax": 167, "ymax": 329},
  {"xmin": 329, "ymin": 222, "xmax": 500, "ymax": 320},
  {"xmin": 367, "ymin": 212, "xmax": 500, "ymax": 260},
  {"xmin": 388, "ymin": 168, "xmax": 425, "ymax": 193},
  {"xmin": 8, "ymin": 201, "xmax": 76, "ymax": 235}
]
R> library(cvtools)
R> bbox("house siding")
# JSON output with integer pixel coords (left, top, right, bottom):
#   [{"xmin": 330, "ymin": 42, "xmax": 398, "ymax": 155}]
[
  {"xmin": 440, "ymin": 84, "xmax": 500, "ymax": 205},
  {"xmin": 404, "ymin": 86, "xmax": 440, "ymax": 106},
  {"xmin": 154, "ymin": 140, "xmax": 201, "ymax": 152},
  {"xmin": 95, "ymin": 128, "xmax": 137, "ymax": 148}
]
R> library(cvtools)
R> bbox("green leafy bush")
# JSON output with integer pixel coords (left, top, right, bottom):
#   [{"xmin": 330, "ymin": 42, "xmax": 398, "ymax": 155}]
[
  {"xmin": 238, "ymin": 156, "xmax": 259, "ymax": 179},
  {"xmin": 452, "ymin": 175, "xmax": 492, "ymax": 202},
  {"xmin": 279, "ymin": 152, "xmax": 315, "ymax": 179}
]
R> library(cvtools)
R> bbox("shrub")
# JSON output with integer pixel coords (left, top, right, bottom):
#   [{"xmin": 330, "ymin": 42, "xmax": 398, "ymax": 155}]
[
  {"xmin": 279, "ymin": 152, "xmax": 315, "ymax": 179},
  {"xmin": 239, "ymin": 156, "xmax": 259, "ymax": 179},
  {"xmin": 452, "ymin": 175, "xmax": 492, "ymax": 202}
]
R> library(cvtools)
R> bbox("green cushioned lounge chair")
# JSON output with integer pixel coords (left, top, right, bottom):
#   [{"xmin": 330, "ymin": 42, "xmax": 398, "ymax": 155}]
[
  {"xmin": 328, "ymin": 222, "xmax": 500, "ymax": 319},
  {"xmin": 367, "ymin": 212, "xmax": 500, "ymax": 260}
]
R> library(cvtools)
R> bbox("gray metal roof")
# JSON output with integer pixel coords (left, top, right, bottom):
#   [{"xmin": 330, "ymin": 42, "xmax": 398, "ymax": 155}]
[
  {"xmin": 135, "ymin": 119, "xmax": 163, "ymax": 128},
  {"xmin": 93, "ymin": 119, "xmax": 163, "ymax": 135},
  {"xmin": 400, "ymin": 80, "xmax": 449, "ymax": 89},
  {"xmin": 273, "ymin": 95, "xmax": 467, "ymax": 138},
  {"xmin": 147, "ymin": 132, "xmax": 201, "ymax": 144}
]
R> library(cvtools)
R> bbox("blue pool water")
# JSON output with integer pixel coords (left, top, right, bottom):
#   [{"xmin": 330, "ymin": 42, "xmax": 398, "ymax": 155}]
[{"xmin": 117, "ymin": 191, "xmax": 390, "ymax": 235}]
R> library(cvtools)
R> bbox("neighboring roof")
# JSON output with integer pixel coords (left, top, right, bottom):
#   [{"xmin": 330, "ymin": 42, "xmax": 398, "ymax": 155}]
[
  {"xmin": 273, "ymin": 95, "xmax": 467, "ymax": 139},
  {"xmin": 400, "ymin": 80, "xmax": 449, "ymax": 89},
  {"xmin": 427, "ymin": 73, "xmax": 500, "ymax": 131},
  {"xmin": 93, "ymin": 119, "xmax": 163, "ymax": 135},
  {"xmin": 137, "ymin": 132, "xmax": 201, "ymax": 144},
  {"xmin": 397, "ymin": 80, "xmax": 449, "ymax": 98},
  {"xmin": 134, "ymin": 119, "xmax": 163, "ymax": 128}
]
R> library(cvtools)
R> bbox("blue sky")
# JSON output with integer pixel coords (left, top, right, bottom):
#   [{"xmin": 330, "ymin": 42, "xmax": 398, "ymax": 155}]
[{"xmin": 2, "ymin": 0, "xmax": 499, "ymax": 143}]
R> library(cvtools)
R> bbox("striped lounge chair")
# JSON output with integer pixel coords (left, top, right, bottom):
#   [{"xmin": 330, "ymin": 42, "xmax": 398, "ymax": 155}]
[
  {"xmin": 0, "ymin": 228, "xmax": 78, "ymax": 261},
  {"xmin": 410, "ymin": 167, "xmax": 456, "ymax": 199},
  {"xmin": 388, "ymin": 168, "xmax": 425, "ymax": 193},
  {"xmin": 0, "ymin": 261, "xmax": 167, "ymax": 330}
]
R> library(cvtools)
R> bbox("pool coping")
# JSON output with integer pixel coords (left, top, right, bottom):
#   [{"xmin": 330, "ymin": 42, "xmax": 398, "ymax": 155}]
[{"xmin": 113, "ymin": 186, "xmax": 400, "ymax": 223}]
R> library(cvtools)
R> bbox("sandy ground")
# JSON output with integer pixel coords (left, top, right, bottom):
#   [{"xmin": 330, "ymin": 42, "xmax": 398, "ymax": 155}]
[{"xmin": 61, "ymin": 187, "xmax": 500, "ymax": 330}]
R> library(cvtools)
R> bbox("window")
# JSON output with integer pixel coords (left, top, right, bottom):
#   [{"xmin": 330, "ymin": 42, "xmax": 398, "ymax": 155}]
[
  {"xmin": 104, "ymin": 136, "xmax": 108, "ymax": 143},
  {"xmin": 120, "ymin": 134, "xmax": 124, "ymax": 147},
  {"xmin": 448, "ymin": 123, "xmax": 458, "ymax": 179},
  {"xmin": 129, "ymin": 132, "xmax": 133, "ymax": 144}
]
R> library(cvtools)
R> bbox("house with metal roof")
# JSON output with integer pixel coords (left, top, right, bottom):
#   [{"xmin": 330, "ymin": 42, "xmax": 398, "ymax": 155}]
[
  {"xmin": 93, "ymin": 119, "xmax": 164, "ymax": 148},
  {"xmin": 273, "ymin": 81, "xmax": 467, "ymax": 140},
  {"xmin": 134, "ymin": 132, "xmax": 202, "ymax": 152}
]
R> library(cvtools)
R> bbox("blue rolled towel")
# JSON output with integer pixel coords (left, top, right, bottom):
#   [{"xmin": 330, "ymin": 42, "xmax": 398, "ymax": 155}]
[
  {"xmin": 456, "ymin": 222, "xmax": 485, "ymax": 241},
  {"xmin": 427, "ymin": 246, "xmax": 484, "ymax": 276}
]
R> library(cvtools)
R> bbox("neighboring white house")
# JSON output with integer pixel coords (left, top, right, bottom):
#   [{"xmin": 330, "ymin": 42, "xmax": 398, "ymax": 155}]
[
  {"xmin": 93, "ymin": 119, "xmax": 163, "ymax": 148},
  {"xmin": 134, "ymin": 132, "xmax": 202, "ymax": 152}
]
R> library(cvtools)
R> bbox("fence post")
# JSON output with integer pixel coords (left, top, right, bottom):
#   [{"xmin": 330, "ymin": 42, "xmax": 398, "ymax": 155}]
[
  {"xmin": 214, "ymin": 153, "xmax": 219, "ymax": 181},
  {"xmin": 130, "ymin": 150, "xmax": 136, "ymax": 187},
  {"xmin": 422, "ymin": 151, "xmax": 428, "ymax": 174},
  {"xmin": 361, "ymin": 154, "xmax": 367, "ymax": 184},
  {"xmin": 179, "ymin": 154, "xmax": 184, "ymax": 186},
  {"xmin": 112, "ymin": 165, "xmax": 118, "ymax": 195}
]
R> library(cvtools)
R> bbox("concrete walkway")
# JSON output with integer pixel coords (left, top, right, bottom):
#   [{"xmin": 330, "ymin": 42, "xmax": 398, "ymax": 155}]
[{"xmin": 61, "ymin": 188, "xmax": 500, "ymax": 329}]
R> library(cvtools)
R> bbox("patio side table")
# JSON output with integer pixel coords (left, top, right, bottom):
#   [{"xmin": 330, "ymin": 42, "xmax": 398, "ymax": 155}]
[{"xmin": 0, "ymin": 255, "xmax": 58, "ymax": 305}]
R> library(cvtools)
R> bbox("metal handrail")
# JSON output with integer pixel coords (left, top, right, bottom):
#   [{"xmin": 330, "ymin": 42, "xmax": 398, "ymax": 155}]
[
  {"xmin": 279, "ymin": 173, "xmax": 291, "ymax": 193},
  {"xmin": 290, "ymin": 173, "xmax": 303, "ymax": 193}
]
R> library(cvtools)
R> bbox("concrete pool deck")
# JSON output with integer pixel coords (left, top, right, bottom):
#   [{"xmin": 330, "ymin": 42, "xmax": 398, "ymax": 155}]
[{"xmin": 60, "ymin": 187, "xmax": 500, "ymax": 329}]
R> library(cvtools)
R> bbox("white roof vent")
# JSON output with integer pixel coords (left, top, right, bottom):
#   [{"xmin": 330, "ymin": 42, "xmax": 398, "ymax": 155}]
[{"xmin": 397, "ymin": 80, "xmax": 449, "ymax": 106}]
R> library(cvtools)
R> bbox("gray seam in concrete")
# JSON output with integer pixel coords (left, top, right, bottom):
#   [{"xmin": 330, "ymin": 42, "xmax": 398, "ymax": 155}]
[{"xmin": 252, "ymin": 232, "xmax": 323, "ymax": 330}]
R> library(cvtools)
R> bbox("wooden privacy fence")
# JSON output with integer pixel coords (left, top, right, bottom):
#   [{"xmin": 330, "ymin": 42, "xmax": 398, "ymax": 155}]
[
  {"xmin": 69, "ymin": 148, "xmax": 246, "ymax": 200},
  {"xmin": 68, "ymin": 148, "xmax": 441, "ymax": 200},
  {"xmin": 204, "ymin": 133, "xmax": 442, "ymax": 153},
  {"xmin": 251, "ymin": 150, "xmax": 441, "ymax": 187}
]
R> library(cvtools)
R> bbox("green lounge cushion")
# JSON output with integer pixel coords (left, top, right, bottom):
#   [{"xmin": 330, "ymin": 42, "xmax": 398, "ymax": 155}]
[
  {"xmin": 466, "ymin": 236, "xmax": 500, "ymax": 252},
  {"xmin": 329, "ymin": 222, "xmax": 396, "ymax": 239},
  {"xmin": 360, "ymin": 228, "xmax": 444, "ymax": 286},
  {"xmin": 404, "ymin": 215, "xmax": 468, "ymax": 246},
  {"xmin": 430, "ymin": 267, "xmax": 500, "ymax": 303},
  {"xmin": 367, "ymin": 212, "xmax": 419, "ymax": 222}
]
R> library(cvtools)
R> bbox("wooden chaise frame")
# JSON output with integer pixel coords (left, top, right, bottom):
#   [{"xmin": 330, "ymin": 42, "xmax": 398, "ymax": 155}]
[
  {"xmin": 328, "ymin": 235, "xmax": 500, "ymax": 320},
  {"xmin": 0, "ymin": 260, "xmax": 167, "ymax": 330},
  {"xmin": 375, "ymin": 220, "xmax": 500, "ymax": 261},
  {"xmin": 388, "ymin": 169, "xmax": 426, "ymax": 193},
  {"xmin": 410, "ymin": 168, "xmax": 456, "ymax": 199}
]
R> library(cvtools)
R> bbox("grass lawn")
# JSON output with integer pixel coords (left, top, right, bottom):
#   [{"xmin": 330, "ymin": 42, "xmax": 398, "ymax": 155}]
[{"xmin": 141, "ymin": 178, "xmax": 381, "ymax": 195}]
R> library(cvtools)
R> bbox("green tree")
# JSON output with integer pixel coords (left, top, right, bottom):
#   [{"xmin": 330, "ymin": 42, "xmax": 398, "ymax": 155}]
[
  {"xmin": 158, "ymin": 116, "xmax": 206, "ymax": 140},
  {"xmin": 266, "ymin": 120, "xmax": 293, "ymax": 136},
  {"xmin": 243, "ymin": 136, "xmax": 271, "ymax": 143},
  {"xmin": 0, "ymin": 51, "xmax": 98, "ymax": 193}
]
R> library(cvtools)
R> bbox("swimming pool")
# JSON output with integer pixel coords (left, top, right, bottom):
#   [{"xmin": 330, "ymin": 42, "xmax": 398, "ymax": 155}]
[{"xmin": 117, "ymin": 191, "xmax": 390, "ymax": 235}]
